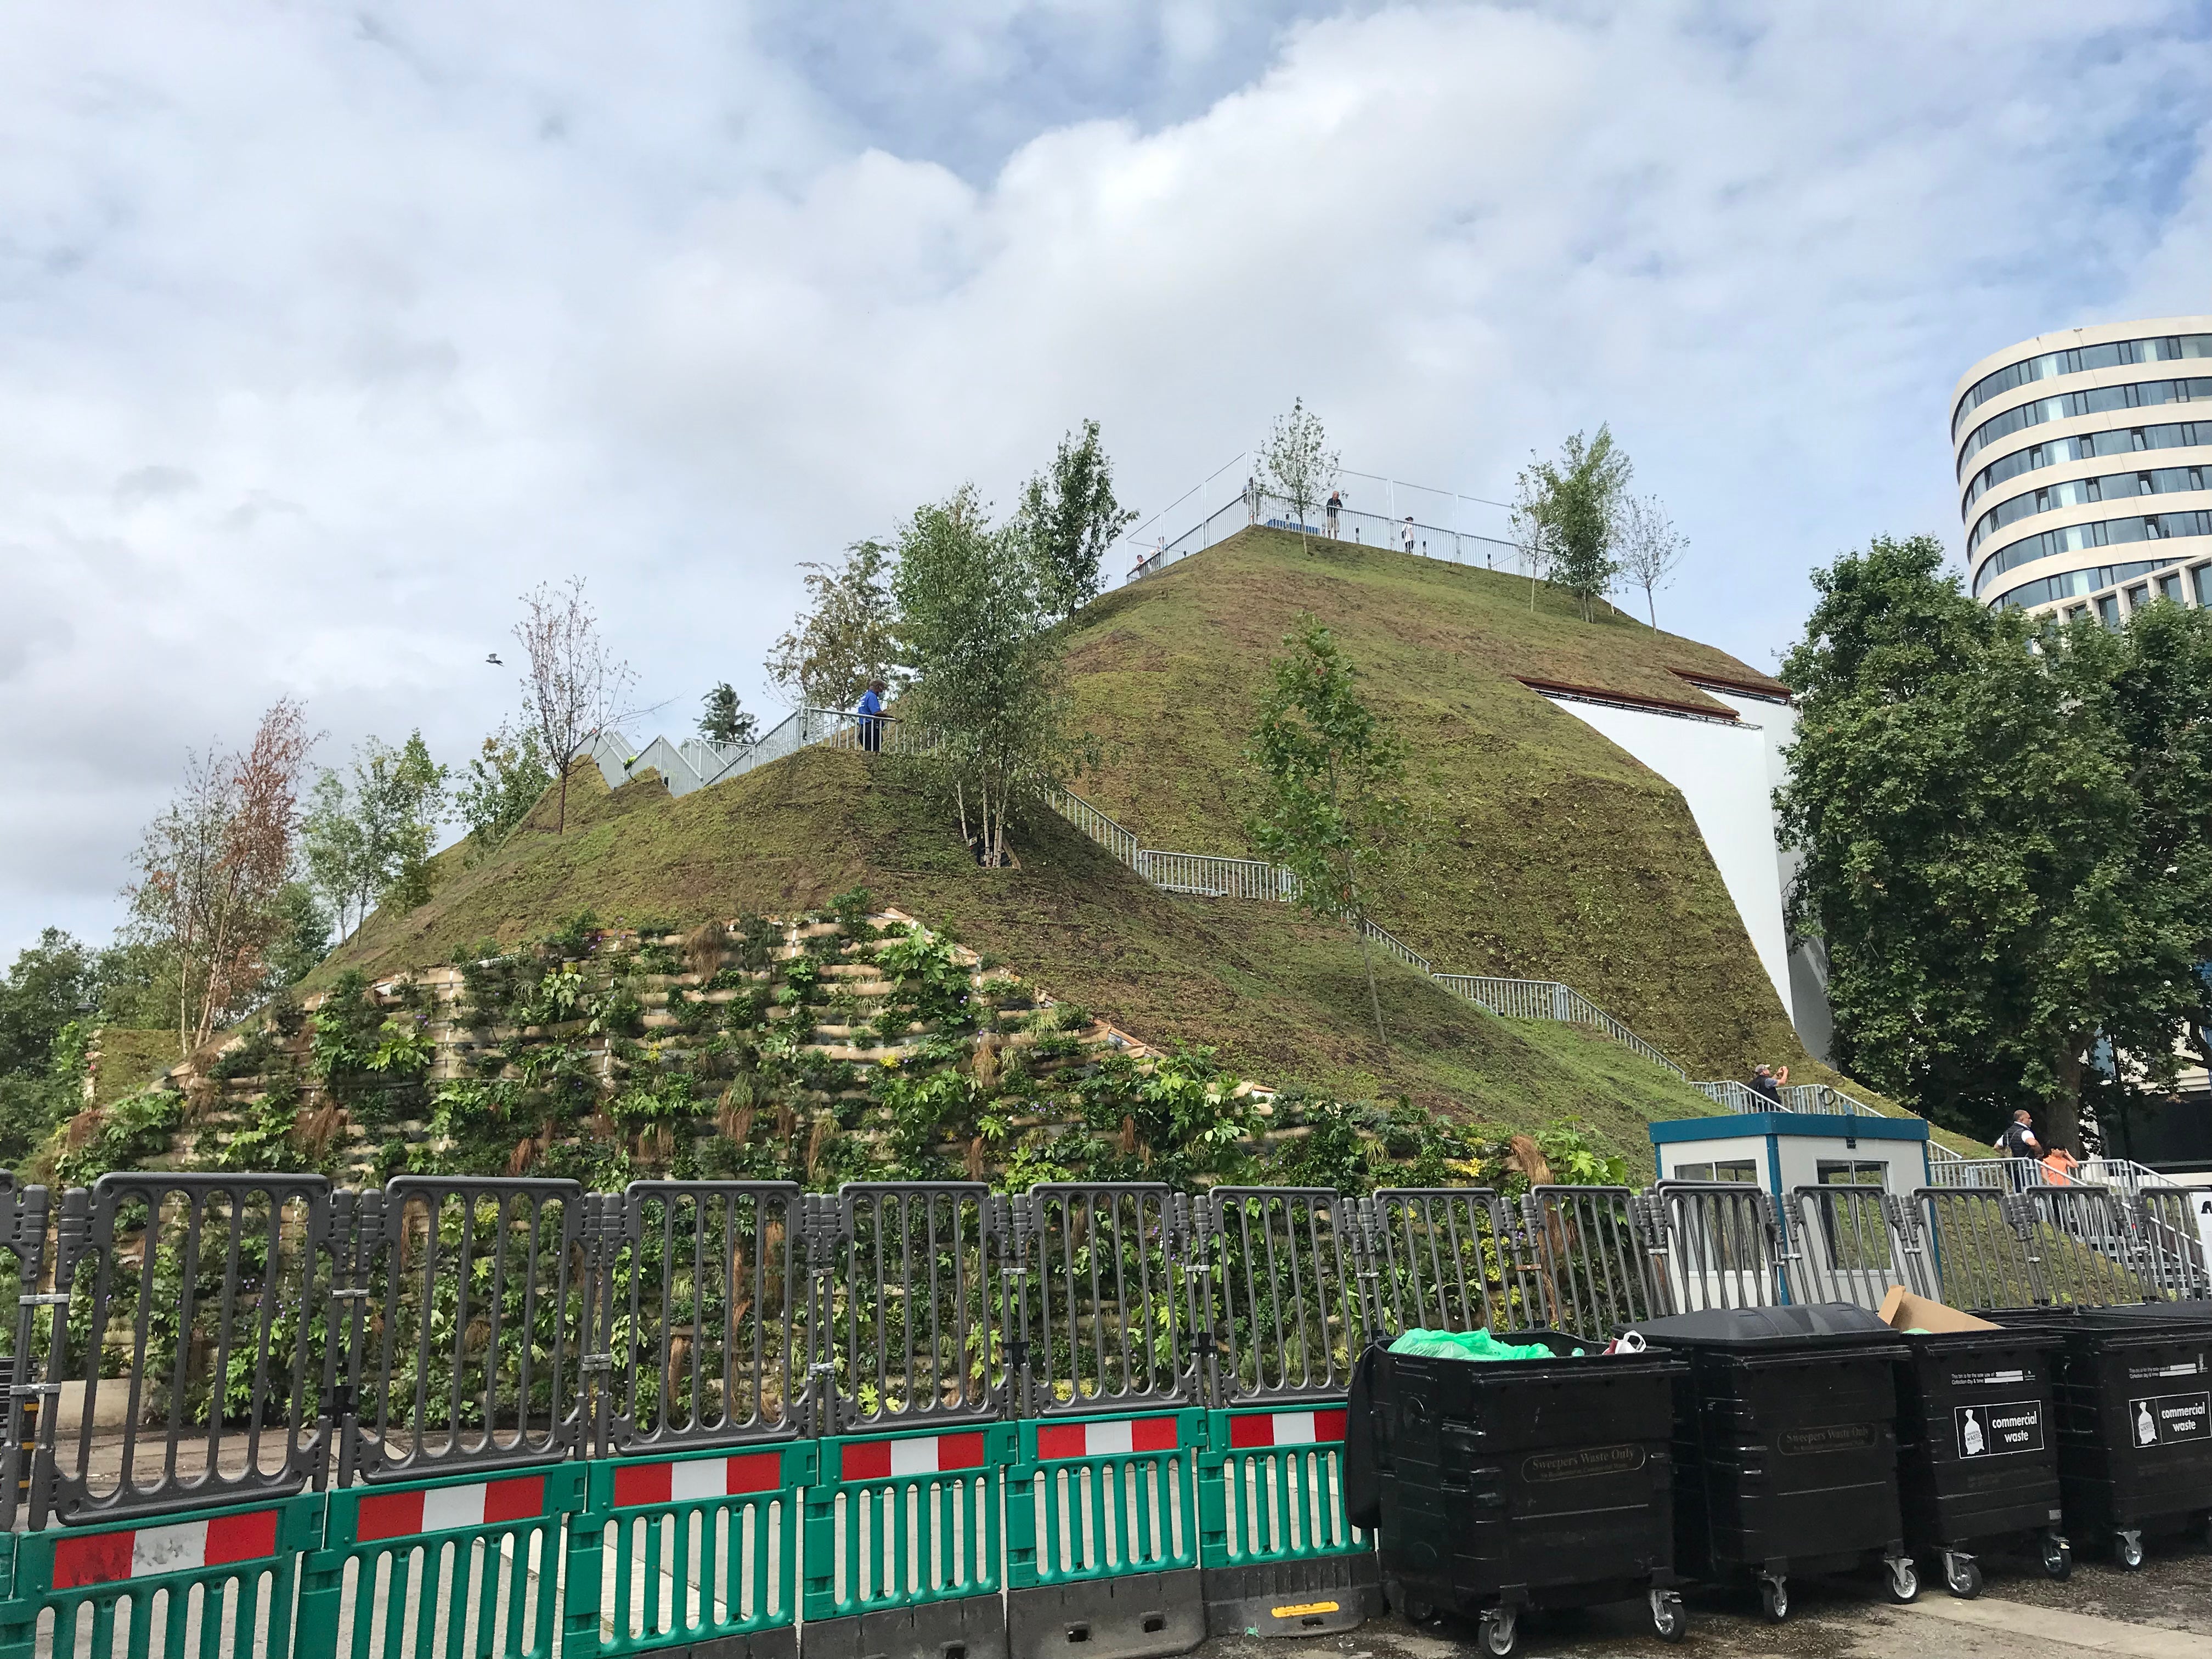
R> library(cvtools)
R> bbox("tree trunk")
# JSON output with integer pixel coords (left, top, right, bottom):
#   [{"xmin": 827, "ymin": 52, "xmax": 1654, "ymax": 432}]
[
  {"xmin": 1353, "ymin": 920, "xmax": 1387, "ymax": 1045},
  {"xmin": 557, "ymin": 758, "xmax": 571, "ymax": 835},
  {"xmin": 2047, "ymin": 1047, "xmax": 2086, "ymax": 1156},
  {"xmin": 1645, "ymin": 586, "xmax": 1657, "ymax": 628}
]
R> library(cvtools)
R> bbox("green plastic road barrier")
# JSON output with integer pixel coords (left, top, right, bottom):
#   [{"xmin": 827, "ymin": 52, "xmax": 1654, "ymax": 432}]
[
  {"xmin": 1, "ymin": 1492, "xmax": 325, "ymax": 1659},
  {"xmin": 301, "ymin": 1465, "xmax": 587, "ymax": 1659},
  {"xmin": 586, "ymin": 1443, "xmax": 811, "ymax": 1659},
  {"xmin": 804, "ymin": 1423, "xmax": 1013, "ymax": 1659},
  {"xmin": 1197, "ymin": 1403, "xmax": 1380, "ymax": 1638},
  {"xmin": 1005, "ymin": 1409, "xmax": 1205, "ymax": 1659}
]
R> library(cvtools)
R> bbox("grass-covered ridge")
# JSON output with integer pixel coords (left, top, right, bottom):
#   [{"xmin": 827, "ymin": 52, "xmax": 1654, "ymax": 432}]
[
  {"xmin": 1059, "ymin": 527, "xmax": 1804, "ymax": 1078},
  {"xmin": 314, "ymin": 751, "xmax": 1742, "ymax": 1168}
]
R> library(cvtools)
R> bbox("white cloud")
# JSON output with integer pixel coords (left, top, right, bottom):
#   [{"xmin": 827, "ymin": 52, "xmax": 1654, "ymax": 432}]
[{"xmin": 2, "ymin": 1, "xmax": 2209, "ymax": 954}]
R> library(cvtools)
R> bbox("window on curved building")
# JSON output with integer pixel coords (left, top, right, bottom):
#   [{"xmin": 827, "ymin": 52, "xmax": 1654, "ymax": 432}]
[
  {"xmin": 1972, "ymin": 510, "xmax": 2212, "ymax": 596},
  {"xmin": 1954, "ymin": 332, "xmax": 2212, "ymax": 438},
  {"xmin": 1957, "ymin": 377, "xmax": 2212, "ymax": 473},
  {"xmin": 1967, "ymin": 464, "xmax": 2212, "ymax": 555},
  {"xmin": 1990, "ymin": 557, "xmax": 2182, "ymax": 610},
  {"xmin": 1964, "ymin": 421, "xmax": 2212, "ymax": 511}
]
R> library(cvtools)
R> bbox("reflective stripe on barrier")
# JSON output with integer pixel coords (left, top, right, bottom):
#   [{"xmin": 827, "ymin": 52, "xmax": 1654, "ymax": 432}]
[
  {"xmin": 1006, "ymin": 1410, "xmax": 1204, "ymax": 1659},
  {"xmin": 587, "ymin": 1443, "xmax": 810, "ymax": 1659},
  {"xmin": 2, "ymin": 1493, "xmax": 324, "ymax": 1659},
  {"xmin": 1197, "ymin": 1404, "xmax": 1378, "ymax": 1639},
  {"xmin": 804, "ymin": 1425, "xmax": 1013, "ymax": 1659},
  {"xmin": 303, "ymin": 1465, "xmax": 585, "ymax": 1659}
]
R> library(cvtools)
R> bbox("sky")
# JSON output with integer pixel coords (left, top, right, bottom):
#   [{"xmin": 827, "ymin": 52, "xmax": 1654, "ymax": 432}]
[{"xmin": 4, "ymin": 1, "xmax": 2211, "ymax": 958}]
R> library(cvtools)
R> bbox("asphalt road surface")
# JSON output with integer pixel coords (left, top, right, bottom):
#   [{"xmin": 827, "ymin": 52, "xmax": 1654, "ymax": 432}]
[{"xmin": 1201, "ymin": 1540, "xmax": 2212, "ymax": 1658}]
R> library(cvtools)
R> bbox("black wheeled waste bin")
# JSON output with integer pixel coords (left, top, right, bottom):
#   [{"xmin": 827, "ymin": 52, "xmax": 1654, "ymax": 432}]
[
  {"xmin": 1633, "ymin": 1303, "xmax": 1916, "ymax": 1621},
  {"xmin": 1989, "ymin": 1307, "xmax": 2212, "ymax": 1567},
  {"xmin": 1354, "ymin": 1333, "xmax": 1688, "ymax": 1657},
  {"xmin": 1891, "ymin": 1325, "xmax": 2068, "ymax": 1596}
]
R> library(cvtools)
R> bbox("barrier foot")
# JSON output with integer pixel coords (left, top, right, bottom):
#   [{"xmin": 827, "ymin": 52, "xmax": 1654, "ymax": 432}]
[
  {"xmin": 686, "ymin": 1633, "xmax": 799, "ymax": 1659},
  {"xmin": 803, "ymin": 1594, "xmax": 1007, "ymax": 1659},
  {"xmin": 1007, "ymin": 1568, "xmax": 1204, "ymax": 1659},
  {"xmin": 1202, "ymin": 1556, "xmax": 1382, "ymax": 1638}
]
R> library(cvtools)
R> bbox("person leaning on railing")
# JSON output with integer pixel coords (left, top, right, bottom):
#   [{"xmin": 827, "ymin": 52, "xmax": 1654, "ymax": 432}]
[{"xmin": 856, "ymin": 679, "xmax": 887, "ymax": 753}]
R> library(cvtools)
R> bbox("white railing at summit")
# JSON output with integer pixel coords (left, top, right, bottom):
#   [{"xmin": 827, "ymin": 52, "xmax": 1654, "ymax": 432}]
[
  {"xmin": 1690, "ymin": 1080, "xmax": 1881, "ymax": 1118},
  {"xmin": 1926, "ymin": 1149, "xmax": 2193, "ymax": 1193}
]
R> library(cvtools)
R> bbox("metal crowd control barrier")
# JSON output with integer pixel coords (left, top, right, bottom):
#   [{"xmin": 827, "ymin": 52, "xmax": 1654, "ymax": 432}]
[
  {"xmin": 1787, "ymin": 1186, "xmax": 1932, "ymax": 1309},
  {"xmin": 22, "ymin": 1163, "xmax": 2208, "ymax": 1659},
  {"xmin": 1190, "ymin": 1189, "xmax": 1374, "ymax": 1642},
  {"xmin": 38, "ymin": 1173, "xmax": 335, "ymax": 1527},
  {"xmin": 351, "ymin": 1178, "xmax": 590, "ymax": 1485},
  {"xmin": 1518, "ymin": 1186, "xmax": 1659, "ymax": 1338},
  {"xmin": 1363, "ymin": 1188, "xmax": 1534, "ymax": 1337},
  {"xmin": 1641, "ymin": 1182, "xmax": 1793, "ymax": 1314}
]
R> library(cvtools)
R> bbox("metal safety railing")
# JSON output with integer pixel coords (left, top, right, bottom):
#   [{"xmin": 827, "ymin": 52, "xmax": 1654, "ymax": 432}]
[{"xmin": 1, "ymin": 1163, "xmax": 2205, "ymax": 1659}]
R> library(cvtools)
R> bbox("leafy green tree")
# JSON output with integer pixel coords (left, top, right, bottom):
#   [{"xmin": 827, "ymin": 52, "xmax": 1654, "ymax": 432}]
[
  {"xmin": 1015, "ymin": 419, "xmax": 1138, "ymax": 620},
  {"xmin": 1511, "ymin": 426, "xmax": 1632, "ymax": 618},
  {"xmin": 264, "ymin": 881, "xmax": 332, "ymax": 988},
  {"xmin": 0, "ymin": 929, "xmax": 98, "ymax": 1164},
  {"xmin": 304, "ymin": 732, "xmax": 449, "ymax": 939},
  {"xmin": 455, "ymin": 723, "xmax": 554, "ymax": 856},
  {"xmin": 1779, "ymin": 534, "xmax": 2194, "ymax": 1151},
  {"xmin": 1257, "ymin": 398, "xmax": 1339, "ymax": 554},
  {"xmin": 698, "ymin": 683, "xmax": 760, "ymax": 746},
  {"xmin": 892, "ymin": 486, "xmax": 1080, "ymax": 867},
  {"xmin": 1245, "ymin": 616, "xmax": 1409, "ymax": 1043},
  {"xmin": 766, "ymin": 539, "xmax": 903, "ymax": 712}
]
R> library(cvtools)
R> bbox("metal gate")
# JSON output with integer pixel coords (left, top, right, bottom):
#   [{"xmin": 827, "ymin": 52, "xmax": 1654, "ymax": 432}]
[
  {"xmin": 1517, "ymin": 1186, "xmax": 1658, "ymax": 1337},
  {"xmin": 1190, "ymin": 1190, "xmax": 1375, "ymax": 1641},
  {"xmin": 1641, "ymin": 1182, "xmax": 1792, "ymax": 1315},
  {"xmin": 1787, "ymin": 1186, "xmax": 1932, "ymax": 1309},
  {"xmin": 1363, "ymin": 1188, "xmax": 1532, "ymax": 1337},
  {"xmin": 1002, "ymin": 1186, "xmax": 1202, "ymax": 1659}
]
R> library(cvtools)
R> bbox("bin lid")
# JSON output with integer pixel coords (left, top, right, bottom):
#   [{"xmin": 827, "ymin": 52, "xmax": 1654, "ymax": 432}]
[{"xmin": 1632, "ymin": 1302, "xmax": 1906, "ymax": 1350}]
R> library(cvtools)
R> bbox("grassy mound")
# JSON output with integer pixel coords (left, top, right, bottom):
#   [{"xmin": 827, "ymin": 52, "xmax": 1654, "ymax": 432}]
[
  {"xmin": 321, "ymin": 751, "xmax": 1736, "ymax": 1166},
  {"xmin": 1060, "ymin": 527, "xmax": 1801, "ymax": 1077}
]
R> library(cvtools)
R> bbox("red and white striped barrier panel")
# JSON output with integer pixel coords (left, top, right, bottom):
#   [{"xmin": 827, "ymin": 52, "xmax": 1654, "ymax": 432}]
[
  {"xmin": 610, "ymin": 1451, "xmax": 787, "ymax": 1508},
  {"xmin": 356, "ymin": 1474, "xmax": 550, "ymax": 1542},
  {"xmin": 1225, "ymin": 1408, "xmax": 1347, "ymax": 1449},
  {"xmin": 837, "ymin": 1432, "xmax": 988, "ymax": 1480},
  {"xmin": 1035, "ymin": 1417, "xmax": 1183, "ymax": 1461},
  {"xmin": 53, "ymin": 1509, "xmax": 281, "ymax": 1589}
]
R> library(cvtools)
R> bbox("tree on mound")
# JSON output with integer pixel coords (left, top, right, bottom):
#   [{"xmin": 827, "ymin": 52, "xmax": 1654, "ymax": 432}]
[
  {"xmin": 1246, "ymin": 616, "xmax": 1409, "ymax": 1043},
  {"xmin": 893, "ymin": 485, "xmax": 1090, "ymax": 867}
]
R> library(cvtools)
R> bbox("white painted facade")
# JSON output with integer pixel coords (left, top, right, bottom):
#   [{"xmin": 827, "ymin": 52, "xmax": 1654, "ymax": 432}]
[{"xmin": 1543, "ymin": 686, "xmax": 1833, "ymax": 1057}]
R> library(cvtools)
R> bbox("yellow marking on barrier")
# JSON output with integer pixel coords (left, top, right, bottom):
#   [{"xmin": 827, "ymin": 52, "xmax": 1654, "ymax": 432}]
[{"xmin": 1271, "ymin": 1601, "xmax": 1340, "ymax": 1619}]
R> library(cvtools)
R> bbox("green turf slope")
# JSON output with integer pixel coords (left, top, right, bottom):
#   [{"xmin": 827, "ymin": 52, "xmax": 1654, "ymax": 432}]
[
  {"xmin": 321, "ymin": 751, "xmax": 1740, "ymax": 1163},
  {"xmin": 1060, "ymin": 526, "xmax": 1808, "ymax": 1079}
]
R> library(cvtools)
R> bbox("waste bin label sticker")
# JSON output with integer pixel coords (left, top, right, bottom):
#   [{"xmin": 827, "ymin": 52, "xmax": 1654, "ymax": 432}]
[
  {"xmin": 2124, "ymin": 1391, "xmax": 2210, "ymax": 1447},
  {"xmin": 1778, "ymin": 1423, "xmax": 1879, "ymax": 1456},
  {"xmin": 1955, "ymin": 1401, "xmax": 2043, "ymax": 1458},
  {"xmin": 2126, "ymin": 1361, "xmax": 2206, "ymax": 1380},
  {"xmin": 1951, "ymin": 1369, "xmax": 2027, "ymax": 1388},
  {"xmin": 1521, "ymin": 1444, "xmax": 1647, "ymax": 1482}
]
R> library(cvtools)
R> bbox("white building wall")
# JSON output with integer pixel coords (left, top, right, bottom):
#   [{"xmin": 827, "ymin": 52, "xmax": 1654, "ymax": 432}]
[{"xmin": 1543, "ymin": 695, "xmax": 1796, "ymax": 1024}]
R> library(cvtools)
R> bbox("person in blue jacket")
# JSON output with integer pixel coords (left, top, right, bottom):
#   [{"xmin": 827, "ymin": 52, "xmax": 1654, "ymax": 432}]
[{"xmin": 856, "ymin": 679, "xmax": 887, "ymax": 753}]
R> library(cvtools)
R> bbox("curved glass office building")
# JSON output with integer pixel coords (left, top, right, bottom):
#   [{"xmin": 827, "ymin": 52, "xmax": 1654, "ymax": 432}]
[{"xmin": 1954, "ymin": 317, "xmax": 2212, "ymax": 620}]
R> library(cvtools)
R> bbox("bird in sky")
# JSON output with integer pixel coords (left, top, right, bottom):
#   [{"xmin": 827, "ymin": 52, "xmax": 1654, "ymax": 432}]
[{"xmin": 486, "ymin": 653, "xmax": 503, "ymax": 666}]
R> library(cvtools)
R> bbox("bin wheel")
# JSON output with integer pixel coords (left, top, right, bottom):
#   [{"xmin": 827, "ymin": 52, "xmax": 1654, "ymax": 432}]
[
  {"xmin": 1399, "ymin": 1595, "xmax": 1438, "ymax": 1625},
  {"xmin": 1477, "ymin": 1609, "xmax": 1519, "ymax": 1657},
  {"xmin": 1883, "ymin": 1557, "xmax": 1920, "ymax": 1604},
  {"xmin": 2041, "ymin": 1532, "xmax": 2073, "ymax": 1580},
  {"xmin": 1649, "ymin": 1589, "xmax": 1686, "ymax": 1644},
  {"xmin": 2116, "ymin": 1532, "xmax": 2146, "ymax": 1571},
  {"xmin": 1943, "ymin": 1555, "xmax": 1982, "ymax": 1600},
  {"xmin": 1759, "ymin": 1577, "xmax": 1789, "ymax": 1622}
]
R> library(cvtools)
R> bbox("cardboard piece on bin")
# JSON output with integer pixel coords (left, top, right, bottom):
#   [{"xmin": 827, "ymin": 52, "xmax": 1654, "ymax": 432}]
[{"xmin": 1877, "ymin": 1286, "xmax": 1997, "ymax": 1333}]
